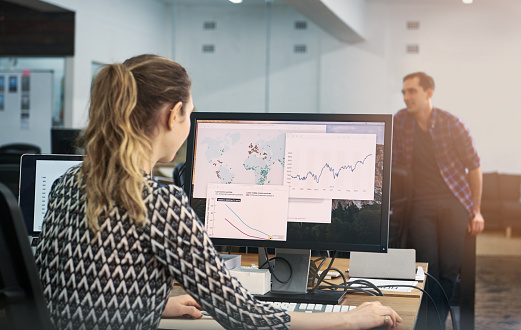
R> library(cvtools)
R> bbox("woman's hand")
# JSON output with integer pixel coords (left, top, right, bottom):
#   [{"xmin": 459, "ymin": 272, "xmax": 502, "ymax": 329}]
[
  {"xmin": 343, "ymin": 301, "xmax": 402, "ymax": 329},
  {"xmin": 162, "ymin": 294, "xmax": 203, "ymax": 319},
  {"xmin": 288, "ymin": 301, "xmax": 402, "ymax": 329}
]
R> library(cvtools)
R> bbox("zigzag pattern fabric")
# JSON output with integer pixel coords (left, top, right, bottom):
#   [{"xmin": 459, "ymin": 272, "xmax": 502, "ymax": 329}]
[{"xmin": 36, "ymin": 165, "xmax": 290, "ymax": 329}]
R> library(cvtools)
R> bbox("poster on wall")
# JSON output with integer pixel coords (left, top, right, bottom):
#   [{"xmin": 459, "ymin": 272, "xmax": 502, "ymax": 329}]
[
  {"xmin": 21, "ymin": 75, "xmax": 30, "ymax": 92},
  {"xmin": 0, "ymin": 70, "xmax": 53, "ymax": 152},
  {"xmin": 21, "ymin": 95, "xmax": 30, "ymax": 110},
  {"xmin": 21, "ymin": 112, "xmax": 30, "ymax": 129},
  {"xmin": 9, "ymin": 75, "xmax": 17, "ymax": 93},
  {"xmin": 0, "ymin": 75, "xmax": 5, "ymax": 111},
  {"xmin": 20, "ymin": 70, "xmax": 31, "ymax": 128}
]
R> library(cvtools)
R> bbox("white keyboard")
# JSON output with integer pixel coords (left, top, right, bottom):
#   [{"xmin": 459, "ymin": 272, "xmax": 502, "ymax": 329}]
[{"xmin": 265, "ymin": 301, "xmax": 357, "ymax": 313}]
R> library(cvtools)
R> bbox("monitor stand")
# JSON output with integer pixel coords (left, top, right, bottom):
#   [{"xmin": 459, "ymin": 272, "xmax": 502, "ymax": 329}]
[{"xmin": 255, "ymin": 248, "xmax": 346, "ymax": 305}]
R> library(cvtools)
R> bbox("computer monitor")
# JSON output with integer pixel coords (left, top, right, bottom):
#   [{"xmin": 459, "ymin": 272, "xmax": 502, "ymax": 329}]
[
  {"xmin": 18, "ymin": 154, "xmax": 83, "ymax": 241},
  {"xmin": 51, "ymin": 128, "xmax": 83, "ymax": 155},
  {"xmin": 184, "ymin": 112, "xmax": 393, "ymax": 303}
]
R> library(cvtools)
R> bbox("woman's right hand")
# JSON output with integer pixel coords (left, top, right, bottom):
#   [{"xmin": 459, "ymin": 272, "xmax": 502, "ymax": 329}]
[
  {"xmin": 288, "ymin": 301, "xmax": 402, "ymax": 329},
  {"xmin": 342, "ymin": 301, "xmax": 402, "ymax": 329}
]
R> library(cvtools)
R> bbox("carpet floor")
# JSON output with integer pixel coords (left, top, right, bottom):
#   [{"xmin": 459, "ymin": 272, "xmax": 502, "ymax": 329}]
[{"xmin": 474, "ymin": 256, "xmax": 521, "ymax": 330}]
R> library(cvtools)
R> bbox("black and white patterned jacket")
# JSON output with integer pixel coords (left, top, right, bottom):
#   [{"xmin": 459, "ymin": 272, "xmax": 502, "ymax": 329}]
[{"xmin": 35, "ymin": 164, "xmax": 290, "ymax": 330}]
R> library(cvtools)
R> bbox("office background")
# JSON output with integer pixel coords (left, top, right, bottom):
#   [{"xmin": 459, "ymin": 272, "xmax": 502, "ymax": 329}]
[
  {"xmin": 1, "ymin": 1, "xmax": 521, "ymax": 328},
  {"xmin": 1, "ymin": 0, "xmax": 520, "ymax": 174}
]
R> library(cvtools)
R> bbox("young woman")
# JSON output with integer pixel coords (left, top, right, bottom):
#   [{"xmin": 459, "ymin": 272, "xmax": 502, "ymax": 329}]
[{"xmin": 35, "ymin": 54, "xmax": 401, "ymax": 330}]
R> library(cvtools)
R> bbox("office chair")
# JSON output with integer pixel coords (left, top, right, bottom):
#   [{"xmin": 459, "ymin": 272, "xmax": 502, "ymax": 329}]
[
  {"xmin": 0, "ymin": 143, "xmax": 41, "ymax": 165},
  {"xmin": 172, "ymin": 162, "xmax": 187, "ymax": 192},
  {"xmin": 0, "ymin": 183, "xmax": 55, "ymax": 330},
  {"xmin": 0, "ymin": 163, "xmax": 21, "ymax": 198},
  {"xmin": 0, "ymin": 143, "xmax": 41, "ymax": 155}
]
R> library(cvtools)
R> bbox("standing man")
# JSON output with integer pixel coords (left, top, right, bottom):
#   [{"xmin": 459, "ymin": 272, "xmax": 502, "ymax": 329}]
[{"xmin": 392, "ymin": 72, "xmax": 485, "ymax": 327}]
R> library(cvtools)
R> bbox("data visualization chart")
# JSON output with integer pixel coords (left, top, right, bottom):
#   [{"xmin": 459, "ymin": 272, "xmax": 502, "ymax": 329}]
[
  {"xmin": 205, "ymin": 184, "xmax": 289, "ymax": 241},
  {"xmin": 284, "ymin": 133, "xmax": 376, "ymax": 200},
  {"xmin": 192, "ymin": 123, "xmax": 325, "ymax": 198}
]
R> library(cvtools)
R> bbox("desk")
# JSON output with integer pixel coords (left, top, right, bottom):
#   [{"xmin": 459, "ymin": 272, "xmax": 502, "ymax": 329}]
[{"xmin": 159, "ymin": 254, "xmax": 427, "ymax": 330}]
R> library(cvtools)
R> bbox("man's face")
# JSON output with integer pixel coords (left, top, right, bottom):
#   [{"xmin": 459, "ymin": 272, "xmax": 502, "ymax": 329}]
[{"xmin": 402, "ymin": 77, "xmax": 432, "ymax": 114}]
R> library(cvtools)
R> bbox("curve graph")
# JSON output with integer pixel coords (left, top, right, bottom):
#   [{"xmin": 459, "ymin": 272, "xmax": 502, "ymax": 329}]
[
  {"xmin": 223, "ymin": 204, "xmax": 271, "ymax": 240},
  {"xmin": 284, "ymin": 132, "xmax": 377, "ymax": 200},
  {"xmin": 204, "ymin": 184, "xmax": 289, "ymax": 241},
  {"xmin": 289, "ymin": 153, "xmax": 373, "ymax": 184}
]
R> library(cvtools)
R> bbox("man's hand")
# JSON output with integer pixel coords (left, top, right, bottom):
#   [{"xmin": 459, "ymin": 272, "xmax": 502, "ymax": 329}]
[
  {"xmin": 162, "ymin": 294, "xmax": 203, "ymax": 319},
  {"xmin": 468, "ymin": 211, "xmax": 485, "ymax": 236}
]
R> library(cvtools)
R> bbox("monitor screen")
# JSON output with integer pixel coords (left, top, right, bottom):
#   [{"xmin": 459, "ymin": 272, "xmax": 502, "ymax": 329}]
[
  {"xmin": 184, "ymin": 112, "xmax": 392, "ymax": 253},
  {"xmin": 51, "ymin": 128, "xmax": 83, "ymax": 155},
  {"xmin": 19, "ymin": 154, "xmax": 83, "ymax": 236}
]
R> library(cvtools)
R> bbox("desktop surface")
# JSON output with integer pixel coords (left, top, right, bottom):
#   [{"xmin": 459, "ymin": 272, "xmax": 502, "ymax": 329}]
[
  {"xmin": 159, "ymin": 294, "xmax": 419, "ymax": 330},
  {"xmin": 159, "ymin": 253, "xmax": 427, "ymax": 330}
]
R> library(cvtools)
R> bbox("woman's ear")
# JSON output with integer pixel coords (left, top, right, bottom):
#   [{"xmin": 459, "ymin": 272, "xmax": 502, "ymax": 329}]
[{"xmin": 167, "ymin": 101, "xmax": 183, "ymax": 130}]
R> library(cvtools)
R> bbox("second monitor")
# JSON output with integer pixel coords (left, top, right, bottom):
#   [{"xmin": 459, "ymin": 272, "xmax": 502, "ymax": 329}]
[{"xmin": 184, "ymin": 112, "xmax": 393, "ymax": 302}]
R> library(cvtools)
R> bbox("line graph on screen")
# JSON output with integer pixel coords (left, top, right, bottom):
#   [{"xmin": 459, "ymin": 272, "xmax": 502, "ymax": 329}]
[
  {"xmin": 204, "ymin": 184, "xmax": 289, "ymax": 241},
  {"xmin": 288, "ymin": 153, "xmax": 373, "ymax": 184},
  {"xmin": 284, "ymin": 133, "xmax": 377, "ymax": 200}
]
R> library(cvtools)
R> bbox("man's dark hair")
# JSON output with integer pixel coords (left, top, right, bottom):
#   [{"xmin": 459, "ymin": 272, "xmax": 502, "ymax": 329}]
[{"xmin": 403, "ymin": 72, "xmax": 435, "ymax": 91}]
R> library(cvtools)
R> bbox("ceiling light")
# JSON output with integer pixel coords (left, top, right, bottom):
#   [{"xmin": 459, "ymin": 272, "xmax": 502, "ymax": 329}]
[
  {"xmin": 462, "ymin": 0, "xmax": 473, "ymax": 4},
  {"xmin": 229, "ymin": 0, "xmax": 243, "ymax": 3}
]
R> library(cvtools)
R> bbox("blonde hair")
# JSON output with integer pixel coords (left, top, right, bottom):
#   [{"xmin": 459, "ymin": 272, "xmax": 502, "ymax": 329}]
[{"xmin": 80, "ymin": 54, "xmax": 191, "ymax": 232}]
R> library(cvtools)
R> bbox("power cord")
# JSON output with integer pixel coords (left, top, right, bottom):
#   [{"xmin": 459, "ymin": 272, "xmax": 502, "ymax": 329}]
[
  {"xmin": 376, "ymin": 284, "xmax": 443, "ymax": 330},
  {"xmin": 257, "ymin": 248, "xmax": 447, "ymax": 330},
  {"xmin": 259, "ymin": 247, "xmax": 293, "ymax": 284},
  {"xmin": 314, "ymin": 265, "xmax": 444, "ymax": 330},
  {"xmin": 424, "ymin": 272, "xmax": 458, "ymax": 330},
  {"xmin": 311, "ymin": 251, "xmax": 338, "ymax": 291}
]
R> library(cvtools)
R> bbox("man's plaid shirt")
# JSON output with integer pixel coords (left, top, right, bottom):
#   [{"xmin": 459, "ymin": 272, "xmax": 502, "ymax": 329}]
[{"xmin": 392, "ymin": 107, "xmax": 481, "ymax": 218}]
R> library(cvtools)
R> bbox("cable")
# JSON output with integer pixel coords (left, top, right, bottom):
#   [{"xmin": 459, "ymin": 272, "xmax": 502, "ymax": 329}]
[
  {"xmin": 377, "ymin": 284, "xmax": 443, "ymax": 330},
  {"xmin": 321, "ymin": 278, "xmax": 443, "ymax": 329},
  {"xmin": 348, "ymin": 279, "xmax": 384, "ymax": 296},
  {"xmin": 308, "ymin": 256, "xmax": 328, "ymax": 288},
  {"xmin": 316, "ymin": 284, "xmax": 380, "ymax": 296},
  {"xmin": 325, "ymin": 283, "xmax": 380, "ymax": 296},
  {"xmin": 259, "ymin": 247, "xmax": 292, "ymax": 284},
  {"xmin": 325, "ymin": 267, "xmax": 347, "ymax": 285},
  {"xmin": 311, "ymin": 251, "xmax": 337, "ymax": 291},
  {"xmin": 424, "ymin": 272, "xmax": 458, "ymax": 330}
]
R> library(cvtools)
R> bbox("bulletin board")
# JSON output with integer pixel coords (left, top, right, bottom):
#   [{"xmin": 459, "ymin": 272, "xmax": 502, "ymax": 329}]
[{"xmin": 0, "ymin": 70, "xmax": 53, "ymax": 153}]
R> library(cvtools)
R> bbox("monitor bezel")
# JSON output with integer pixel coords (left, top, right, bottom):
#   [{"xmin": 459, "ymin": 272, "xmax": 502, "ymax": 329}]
[
  {"xmin": 184, "ymin": 112, "xmax": 392, "ymax": 253},
  {"xmin": 19, "ymin": 154, "xmax": 84, "ymax": 236}
]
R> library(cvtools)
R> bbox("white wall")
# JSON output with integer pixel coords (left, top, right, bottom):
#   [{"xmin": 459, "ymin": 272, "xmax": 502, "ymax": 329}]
[
  {"xmin": 320, "ymin": 0, "xmax": 521, "ymax": 173},
  {"xmin": 321, "ymin": 0, "xmax": 366, "ymax": 38},
  {"xmin": 175, "ymin": 0, "xmax": 521, "ymax": 174},
  {"xmin": 174, "ymin": 1, "xmax": 322, "ymax": 114},
  {"xmin": 0, "ymin": 58, "xmax": 64, "ymax": 125},
  {"xmin": 25, "ymin": 0, "xmax": 520, "ymax": 173},
  {"xmin": 0, "ymin": 71, "xmax": 53, "ymax": 152},
  {"xmin": 43, "ymin": 0, "xmax": 174, "ymax": 128}
]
